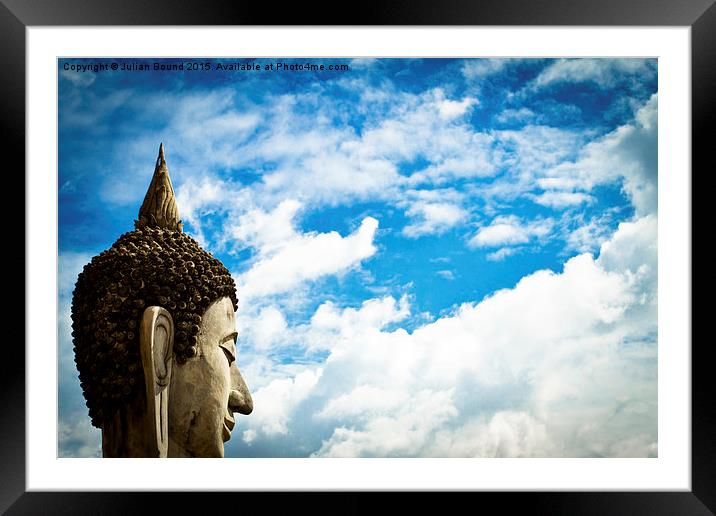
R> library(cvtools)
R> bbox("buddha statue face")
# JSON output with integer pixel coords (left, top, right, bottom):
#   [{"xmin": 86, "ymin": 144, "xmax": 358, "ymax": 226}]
[
  {"xmin": 71, "ymin": 143, "xmax": 253, "ymax": 457},
  {"xmin": 168, "ymin": 296, "xmax": 252, "ymax": 457}
]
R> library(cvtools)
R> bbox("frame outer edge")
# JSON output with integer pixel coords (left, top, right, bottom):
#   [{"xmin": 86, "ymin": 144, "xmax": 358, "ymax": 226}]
[
  {"xmin": 691, "ymin": 1, "xmax": 716, "ymax": 514},
  {"xmin": 5, "ymin": 0, "xmax": 714, "ymax": 513},
  {"xmin": 0, "ymin": 0, "xmax": 27, "ymax": 514}
]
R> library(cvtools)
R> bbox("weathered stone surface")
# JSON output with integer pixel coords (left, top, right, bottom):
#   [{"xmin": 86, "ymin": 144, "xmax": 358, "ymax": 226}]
[
  {"xmin": 140, "ymin": 306, "xmax": 173, "ymax": 458},
  {"xmin": 135, "ymin": 142, "xmax": 183, "ymax": 232},
  {"xmin": 71, "ymin": 144, "xmax": 252, "ymax": 458},
  {"xmin": 168, "ymin": 297, "xmax": 253, "ymax": 457}
]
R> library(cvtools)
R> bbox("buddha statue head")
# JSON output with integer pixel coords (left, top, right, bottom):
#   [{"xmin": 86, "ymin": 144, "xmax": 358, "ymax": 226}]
[{"xmin": 71, "ymin": 143, "xmax": 252, "ymax": 457}]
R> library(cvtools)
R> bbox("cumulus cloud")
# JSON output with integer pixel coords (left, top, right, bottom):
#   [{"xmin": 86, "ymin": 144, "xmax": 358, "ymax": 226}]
[
  {"xmin": 235, "ymin": 211, "xmax": 379, "ymax": 302},
  {"xmin": 403, "ymin": 201, "xmax": 467, "ymax": 238},
  {"xmin": 229, "ymin": 199, "xmax": 303, "ymax": 255},
  {"xmin": 468, "ymin": 215, "xmax": 553, "ymax": 248},
  {"xmin": 245, "ymin": 306, "xmax": 289, "ymax": 350},
  {"xmin": 307, "ymin": 295, "xmax": 410, "ymax": 351},
  {"xmin": 314, "ymin": 389, "xmax": 458, "ymax": 457},
  {"xmin": 426, "ymin": 411, "xmax": 555, "ymax": 457},
  {"xmin": 247, "ymin": 368, "xmax": 324, "ymax": 436},
  {"xmin": 63, "ymin": 211, "xmax": 658, "ymax": 457},
  {"xmin": 535, "ymin": 93, "xmax": 658, "ymax": 216},
  {"xmin": 436, "ymin": 95, "xmax": 478, "ymax": 120},
  {"xmin": 235, "ymin": 215, "xmax": 657, "ymax": 457}
]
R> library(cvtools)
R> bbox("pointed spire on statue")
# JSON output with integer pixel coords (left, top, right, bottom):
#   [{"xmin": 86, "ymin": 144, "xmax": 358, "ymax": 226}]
[{"xmin": 135, "ymin": 143, "xmax": 183, "ymax": 232}]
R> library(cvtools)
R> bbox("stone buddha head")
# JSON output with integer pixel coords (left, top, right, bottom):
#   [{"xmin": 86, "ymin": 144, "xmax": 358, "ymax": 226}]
[{"xmin": 71, "ymin": 144, "xmax": 252, "ymax": 457}]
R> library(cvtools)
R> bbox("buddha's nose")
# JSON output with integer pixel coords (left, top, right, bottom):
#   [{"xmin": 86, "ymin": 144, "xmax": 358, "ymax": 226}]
[{"xmin": 229, "ymin": 364, "xmax": 253, "ymax": 415}]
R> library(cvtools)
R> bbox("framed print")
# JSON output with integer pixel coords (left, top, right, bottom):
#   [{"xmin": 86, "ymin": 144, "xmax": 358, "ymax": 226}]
[{"xmin": 4, "ymin": 0, "xmax": 712, "ymax": 513}]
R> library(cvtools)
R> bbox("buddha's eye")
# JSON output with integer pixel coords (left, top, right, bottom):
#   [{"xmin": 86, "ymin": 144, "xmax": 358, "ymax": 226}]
[{"xmin": 219, "ymin": 332, "xmax": 237, "ymax": 365}]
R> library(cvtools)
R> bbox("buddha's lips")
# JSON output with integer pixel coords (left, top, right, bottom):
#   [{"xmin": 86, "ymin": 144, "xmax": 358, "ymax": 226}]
[{"xmin": 222, "ymin": 415, "xmax": 235, "ymax": 442}]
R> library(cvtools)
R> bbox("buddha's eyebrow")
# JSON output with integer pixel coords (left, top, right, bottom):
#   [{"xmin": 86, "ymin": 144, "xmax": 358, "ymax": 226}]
[{"xmin": 220, "ymin": 332, "xmax": 238, "ymax": 345}]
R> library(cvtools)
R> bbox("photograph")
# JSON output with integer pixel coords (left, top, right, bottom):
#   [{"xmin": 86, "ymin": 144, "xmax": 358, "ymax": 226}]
[{"xmin": 58, "ymin": 56, "xmax": 659, "ymax": 459}]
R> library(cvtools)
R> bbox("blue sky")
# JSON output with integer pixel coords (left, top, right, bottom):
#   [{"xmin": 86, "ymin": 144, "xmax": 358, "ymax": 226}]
[{"xmin": 58, "ymin": 58, "xmax": 658, "ymax": 458}]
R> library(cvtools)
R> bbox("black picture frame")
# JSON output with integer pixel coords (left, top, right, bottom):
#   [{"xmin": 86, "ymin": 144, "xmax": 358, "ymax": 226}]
[{"xmin": 3, "ymin": 1, "xmax": 710, "ymax": 513}]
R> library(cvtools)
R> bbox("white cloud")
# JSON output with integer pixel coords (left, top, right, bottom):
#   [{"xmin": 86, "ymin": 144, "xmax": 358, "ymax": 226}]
[
  {"xmin": 236, "ymin": 215, "xmax": 657, "ymax": 457},
  {"xmin": 61, "ymin": 89, "xmax": 133, "ymax": 132},
  {"xmin": 468, "ymin": 215, "xmax": 553, "ymax": 248},
  {"xmin": 496, "ymin": 107, "xmax": 535, "ymax": 124},
  {"xmin": 229, "ymin": 199, "xmax": 302, "ymax": 255},
  {"xmin": 496, "ymin": 125, "xmax": 585, "ymax": 173},
  {"xmin": 149, "ymin": 86, "xmax": 470, "ymax": 220},
  {"xmin": 408, "ymin": 142, "xmax": 499, "ymax": 185},
  {"xmin": 74, "ymin": 64, "xmax": 656, "ymax": 262},
  {"xmin": 241, "ymin": 87, "xmax": 482, "ymax": 209},
  {"xmin": 175, "ymin": 176, "xmax": 251, "ymax": 246},
  {"xmin": 95, "ymin": 89, "xmax": 260, "ymax": 207},
  {"xmin": 58, "ymin": 414, "xmax": 101, "ymax": 458},
  {"xmin": 247, "ymin": 368, "xmax": 323, "ymax": 436},
  {"xmin": 403, "ymin": 201, "xmax": 467, "ymax": 238},
  {"xmin": 60, "ymin": 68, "xmax": 96, "ymax": 87},
  {"xmin": 427, "ymin": 411, "xmax": 555, "ymax": 457},
  {"xmin": 236, "ymin": 215, "xmax": 379, "ymax": 302},
  {"xmin": 242, "ymin": 429, "xmax": 257, "ymax": 444},
  {"xmin": 436, "ymin": 95, "xmax": 478, "ymax": 120},
  {"xmin": 531, "ymin": 59, "xmax": 655, "ymax": 89},
  {"xmin": 461, "ymin": 59, "xmax": 510, "ymax": 80},
  {"xmin": 245, "ymin": 306, "xmax": 289, "ymax": 350},
  {"xmin": 436, "ymin": 270, "xmax": 455, "ymax": 280},
  {"xmin": 530, "ymin": 191, "xmax": 595, "ymax": 208},
  {"xmin": 535, "ymin": 94, "xmax": 658, "ymax": 216},
  {"xmin": 565, "ymin": 213, "xmax": 617, "ymax": 254},
  {"xmin": 164, "ymin": 85, "xmax": 654, "ymax": 265},
  {"xmin": 486, "ymin": 247, "xmax": 519, "ymax": 261},
  {"xmin": 58, "ymin": 251, "xmax": 95, "ymax": 296},
  {"xmin": 349, "ymin": 58, "xmax": 379, "ymax": 68},
  {"xmin": 97, "ymin": 77, "xmax": 655, "ymax": 269},
  {"xmin": 598, "ymin": 215, "xmax": 657, "ymax": 276},
  {"xmin": 314, "ymin": 389, "xmax": 458, "ymax": 457},
  {"xmin": 317, "ymin": 384, "xmax": 411, "ymax": 420},
  {"xmin": 308, "ymin": 295, "xmax": 410, "ymax": 350}
]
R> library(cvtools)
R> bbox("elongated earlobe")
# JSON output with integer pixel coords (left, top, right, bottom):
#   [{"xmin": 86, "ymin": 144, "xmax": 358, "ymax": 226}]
[{"xmin": 140, "ymin": 306, "xmax": 174, "ymax": 458}]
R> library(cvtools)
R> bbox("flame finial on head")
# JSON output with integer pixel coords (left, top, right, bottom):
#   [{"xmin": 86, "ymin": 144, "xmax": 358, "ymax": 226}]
[{"xmin": 135, "ymin": 143, "xmax": 183, "ymax": 231}]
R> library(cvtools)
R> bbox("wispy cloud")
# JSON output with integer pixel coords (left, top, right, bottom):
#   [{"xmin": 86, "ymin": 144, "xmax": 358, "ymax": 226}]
[
  {"xmin": 537, "ymin": 93, "xmax": 658, "ymax": 216},
  {"xmin": 468, "ymin": 215, "xmax": 553, "ymax": 248},
  {"xmin": 461, "ymin": 58, "xmax": 512, "ymax": 80},
  {"xmin": 403, "ymin": 201, "xmax": 467, "ymax": 238},
  {"xmin": 530, "ymin": 58, "xmax": 656, "ymax": 90}
]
